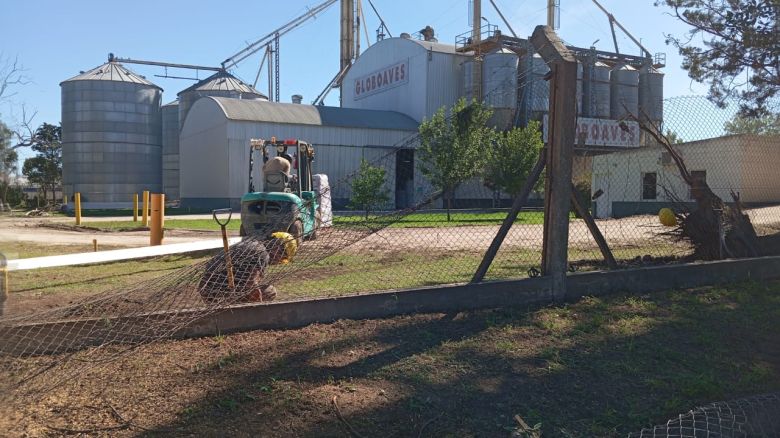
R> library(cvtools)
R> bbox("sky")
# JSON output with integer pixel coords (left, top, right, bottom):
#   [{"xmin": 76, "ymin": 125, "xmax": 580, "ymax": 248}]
[{"xmin": 1, "ymin": 0, "xmax": 710, "ymax": 157}]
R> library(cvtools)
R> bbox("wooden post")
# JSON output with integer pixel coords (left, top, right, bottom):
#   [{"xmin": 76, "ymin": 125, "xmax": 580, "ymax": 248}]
[
  {"xmin": 472, "ymin": 153, "xmax": 546, "ymax": 283},
  {"xmin": 92, "ymin": 239, "xmax": 98, "ymax": 252},
  {"xmin": 0, "ymin": 253, "xmax": 7, "ymax": 317},
  {"xmin": 570, "ymin": 184, "xmax": 617, "ymax": 269},
  {"xmin": 74, "ymin": 192, "xmax": 82, "ymax": 226},
  {"xmin": 133, "ymin": 193, "xmax": 139, "ymax": 222},
  {"xmin": 531, "ymin": 25, "xmax": 578, "ymax": 302},
  {"xmin": 142, "ymin": 190, "xmax": 150, "ymax": 227},
  {"xmin": 150, "ymin": 193, "xmax": 164, "ymax": 246}
]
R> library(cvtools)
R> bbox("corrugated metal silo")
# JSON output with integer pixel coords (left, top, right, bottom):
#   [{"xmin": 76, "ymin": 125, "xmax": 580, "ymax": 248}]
[
  {"xmin": 610, "ymin": 64, "xmax": 639, "ymax": 119},
  {"xmin": 178, "ymin": 70, "xmax": 267, "ymax": 130},
  {"xmin": 639, "ymin": 65, "xmax": 664, "ymax": 123},
  {"xmin": 61, "ymin": 61, "xmax": 162, "ymax": 206},
  {"xmin": 588, "ymin": 61, "xmax": 611, "ymax": 118},
  {"xmin": 463, "ymin": 59, "xmax": 479, "ymax": 102},
  {"xmin": 161, "ymin": 100, "xmax": 180, "ymax": 201},
  {"xmin": 522, "ymin": 54, "xmax": 550, "ymax": 114},
  {"xmin": 482, "ymin": 48, "xmax": 518, "ymax": 129}
]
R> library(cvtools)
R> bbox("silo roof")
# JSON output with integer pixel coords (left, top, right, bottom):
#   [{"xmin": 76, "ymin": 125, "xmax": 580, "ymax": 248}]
[
  {"xmin": 61, "ymin": 62, "xmax": 161, "ymax": 89},
  {"xmin": 177, "ymin": 70, "xmax": 267, "ymax": 98},
  {"xmin": 163, "ymin": 99, "xmax": 179, "ymax": 107},
  {"xmin": 209, "ymin": 97, "xmax": 419, "ymax": 131}
]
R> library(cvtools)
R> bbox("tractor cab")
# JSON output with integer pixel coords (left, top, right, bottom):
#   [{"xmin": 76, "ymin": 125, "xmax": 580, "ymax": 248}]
[{"xmin": 240, "ymin": 138, "xmax": 320, "ymax": 241}]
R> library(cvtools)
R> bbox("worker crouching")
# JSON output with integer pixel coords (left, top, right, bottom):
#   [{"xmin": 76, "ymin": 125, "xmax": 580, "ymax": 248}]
[{"xmin": 198, "ymin": 232, "xmax": 297, "ymax": 305}]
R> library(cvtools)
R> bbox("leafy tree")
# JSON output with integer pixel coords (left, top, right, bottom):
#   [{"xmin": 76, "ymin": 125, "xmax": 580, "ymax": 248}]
[
  {"xmin": 665, "ymin": 129, "xmax": 685, "ymax": 144},
  {"xmin": 0, "ymin": 121, "xmax": 18, "ymax": 210},
  {"xmin": 419, "ymin": 98, "xmax": 494, "ymax": 221},
  {"xmin": 656, "ymin": 0, "xmax": 779, "ymax": 116},
  {"xmin": 348, "ymin": 159, "xmax": 389, "ymax": 219},
  {"xmin": 483, "ymin": 120, "xmax": 544, "ymax": 196},
  {"xmin": 22, "ymin": 123, "xmax": 61, "ymax": 205},
  {"xmin": 724, "ymin": 113, "xmax": 780, "ymax": 135}
]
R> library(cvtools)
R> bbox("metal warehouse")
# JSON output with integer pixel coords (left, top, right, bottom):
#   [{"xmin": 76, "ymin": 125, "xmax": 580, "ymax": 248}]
[
  {"xmin": 178, "ymin": 96, "xmax": 418, "ymax": 210},
  {"xmin": 590, "ymin": 134, "xmax": 780, "ymax": 219}
]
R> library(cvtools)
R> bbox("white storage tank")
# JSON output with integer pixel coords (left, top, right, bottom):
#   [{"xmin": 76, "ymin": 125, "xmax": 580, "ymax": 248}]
[
  {"xmin": 589, "ymin": 61, "xmax": 611, "ymax": 118},
  {"xmin": 61, "ymin": 60, "xmax": 162, "ymax": 207},
  {"xmin": 161, "ymin": 100, "xmax": 180, "ymax": 201},
  {"xmin": 178, "ymin": 70, "xmax": 267, "ymax": 130},
  {"xmin": 639, "ymin": 65, "xmax": 664, "ymax": 123},
  {"xmin": 610, "ymin": 63, "xmax": 639, "ymax": 119},
  {"xmin": 482, "ymin": 48, "xmax": 519, "ymax": 129},
  {"xmin": 525, "ymin": 53, "xmax": 550, "ymax": 114}
]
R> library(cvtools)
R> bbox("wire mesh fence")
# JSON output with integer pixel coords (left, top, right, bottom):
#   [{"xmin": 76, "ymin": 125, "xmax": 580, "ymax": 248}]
[{"xmin": 2, "ymin": 79, "xmax": 779, "ymax": 434}]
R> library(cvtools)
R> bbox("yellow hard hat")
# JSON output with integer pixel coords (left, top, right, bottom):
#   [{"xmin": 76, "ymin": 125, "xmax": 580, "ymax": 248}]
[{"xmin": 270, "ymin": 231, "xmax": 298, "ymax": 263}]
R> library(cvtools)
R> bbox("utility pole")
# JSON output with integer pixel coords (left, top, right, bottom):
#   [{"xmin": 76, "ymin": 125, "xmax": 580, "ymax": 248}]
[
  {"xmin": 341, "ymin": 0, "xmax": 355, "ymax": 72},
  {"xmin": 472, "ymin": 0, "xmax": 482, "ymax": 101}
]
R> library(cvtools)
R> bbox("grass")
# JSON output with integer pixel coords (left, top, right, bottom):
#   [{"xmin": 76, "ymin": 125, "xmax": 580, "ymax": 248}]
[
  {"xmin": 6, "ymin": 280, "xmax": 778, "ymax": 436},
  {"xmin": 0, "ymin": 241, "xmax": 127, "ymax": 259},
  {"xmin": 6, "ymin": 241, "xmax": 682, "ymax": 304},
  {"xmin": 80, "ymin": 210, "xmax": 566, "ymax": 232}
]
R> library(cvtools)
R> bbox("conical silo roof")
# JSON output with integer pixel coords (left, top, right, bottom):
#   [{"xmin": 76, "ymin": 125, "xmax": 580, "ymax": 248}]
[
  {"xmin": 61, "ymin": 61, "xmax": 162, "ymax": 89},
  {"xmin": 177, "ymin": 70, "xmax": 266, "ymax": 98}
]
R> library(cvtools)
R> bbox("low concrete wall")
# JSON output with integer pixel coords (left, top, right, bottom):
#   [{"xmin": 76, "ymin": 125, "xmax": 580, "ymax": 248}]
[{"xmin": 6, "ymin": 256, "xmax": 780, "ymax": 352}]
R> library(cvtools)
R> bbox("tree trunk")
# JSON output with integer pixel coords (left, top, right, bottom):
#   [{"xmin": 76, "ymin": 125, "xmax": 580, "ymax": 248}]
[
  {"xmin": 446, "ymin": 197, "xmax": 452, "ymax": 222},
  {"xmin": 636, "ymin": 118, "xmax": 759, "ymax": 260}
]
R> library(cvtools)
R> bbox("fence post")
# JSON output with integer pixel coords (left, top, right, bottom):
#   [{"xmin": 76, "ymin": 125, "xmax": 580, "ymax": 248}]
[
  {"xmin": 531, "ymin": 25, "xmax": 578, "ymax": 302},
  {"xmin": 133, "ymin": 193, "xmax": 139, "ymax": 222},
  {"xmin": 150, "ymin": 193, "xmax": 164, "ymax": 246},
  {"xmin": 74, "ymin": 192, "xmax": 82, "ymax": 226},
  {"xmin": 0, "ymin": 252, "xmax": 6, "ymax": 317},
  {"xmin": 142, "ymin": 190, "xmax": 150, "ymax": 227}
]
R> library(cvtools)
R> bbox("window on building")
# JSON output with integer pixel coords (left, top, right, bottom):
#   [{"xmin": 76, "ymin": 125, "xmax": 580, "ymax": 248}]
[
  {"xmin": 642, "ymin": 172, "xmax": 657, "ymax": 200},
  {"xmin": 690, "ymin": 170, "xmax": 707, "ymax": 199}
]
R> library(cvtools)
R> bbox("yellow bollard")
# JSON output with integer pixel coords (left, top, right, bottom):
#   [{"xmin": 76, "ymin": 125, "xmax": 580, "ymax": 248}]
[
  {"xmin": 142, "ymin": 190, "xmax": 150, "ymax": 227},
  {"xmin": 133, "ymin": 193, "xmax": 139, "ymax": 222},
  {"xmin": 93, "ymin": 239, "xmax": 98, "ymax": 252},
  {"xmin": 150, "ymin": 193, "xmax": 164, "ymax": 246},
  {"xmin": 74, "ymin": 192, "xmax": 82, "ymax": 226}
]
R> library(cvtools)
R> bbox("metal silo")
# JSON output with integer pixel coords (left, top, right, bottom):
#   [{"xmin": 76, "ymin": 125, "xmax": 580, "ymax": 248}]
[
  {"xmin": 162, "ymin": 100, "xmax": 180, "ymax": 201},
  {"xmin": 610, "ymin": 64, "xmax": 639, "ymax": 119},
  {"xmin": 482, "ymin": 48, "xmax": 518, "ymax": 129},
  {"xmin": 521, "ymin": 53, "xmax": 550, "ymax": 114},
  {"xmin": 589, "ymin": 61, "xmax": 611, "ymax": 118},
  {"xmin": 61, "ymin": 60, "xmax": 162, "ymax": 206},
  {"xmin": 463, "ymin": 59, "xmax": 478, "ymax": 102},
  {"xmin": 178, "ymin": 70, "xmax": 267, "ymax": 130},
  {"xmin": 639, "ymin": 65, "xmax": 664, "ymax": 123}
]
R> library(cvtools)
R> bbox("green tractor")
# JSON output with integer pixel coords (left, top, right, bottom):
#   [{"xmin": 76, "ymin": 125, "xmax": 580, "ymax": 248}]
[{"xmin": 240, "ymin": 138, "xmax": 320, "ymax": 242}]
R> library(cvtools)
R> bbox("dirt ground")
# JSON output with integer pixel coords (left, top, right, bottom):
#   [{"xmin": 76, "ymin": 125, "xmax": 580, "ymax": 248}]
[{"xmin": 1, "ymin": 281, "xmax": 778, "ymax": 437}]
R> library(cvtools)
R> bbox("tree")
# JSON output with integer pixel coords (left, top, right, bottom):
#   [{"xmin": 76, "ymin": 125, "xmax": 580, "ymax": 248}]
[
  {"xmin": 0, "ymin": 121, "xmax": 18, "ymax": 211},
  {"xmin": 664, "ymin": 129, "xmax": 685, "ymax": 144},
  {"xmin": 483, "ymin": 120, "xmax": 544, "ymax": 196},
  {"xmin": 657, "ymin": 0, "xmax": 779, "ymax": 116},
  {"xmin": 22, "ymin": 123, "xmax": 61, "ymax": 205},
  {"xmin": 0, "ymin": 53, "xmax": 28, "ymax": 103},
  {"xmin": 418, "ymin": 98, "xmax": 494, "ymax": 221},
  {"xmin": 724, "ymin": 113, "xmax": 780, "ymax": 135},
  {"xmin": 348, "ymin": 159, "xmax": 390, "ymax": 219}
]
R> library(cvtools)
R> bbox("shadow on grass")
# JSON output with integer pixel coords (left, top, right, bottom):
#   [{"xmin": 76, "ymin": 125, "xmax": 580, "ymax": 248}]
[{"xmin": 126, "ymin": 282, "xmax": 780, "ymax": 436}]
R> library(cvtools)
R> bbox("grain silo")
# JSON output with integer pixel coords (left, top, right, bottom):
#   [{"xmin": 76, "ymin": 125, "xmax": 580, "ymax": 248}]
[
  {"xmin": 639, "ymin": 65, "xmax": 664, "ymax": 124},
  {"xmin": 462, "ymin": 59, "xmax": 479, "ymax": 102},
  {"xmin": 588, "ymin": 61, "xmax": 611, "ymax": 118},
  {"xmin": 521, "ymin": 53, "xmax": 550, "ymax": 114},
  {"xmin": 482, "ymin": 48, "xmax": 518, "ymax": 129},
  {"xmin": 161, "ymin": 100, "xmax": 180, "ymax": 201},
  {"xmin": 610, "ymin": 64, "xmax": 639, "ymax": 119},
  {"xmin": 177, "ymin": 70, "xmax": 268, "ymax": 130},
  {"xmin": 61, "ymin": 60, "xmax": 162, "ymax": 207}
]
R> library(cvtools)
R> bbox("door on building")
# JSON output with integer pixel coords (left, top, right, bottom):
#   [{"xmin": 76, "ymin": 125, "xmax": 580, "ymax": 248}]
[{"xmin": 395, "ymin": 149, "xmax": 414, "ymax": 209}]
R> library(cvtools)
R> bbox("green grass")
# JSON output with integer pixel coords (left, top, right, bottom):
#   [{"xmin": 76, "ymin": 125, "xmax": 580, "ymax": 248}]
[
  {"xmin": 81, "ymin": 210, "xmax": 566, "ymax": 232},
  {"xmin": 0, "ymin": 241, "xmax": 127, "ymax": 259}
]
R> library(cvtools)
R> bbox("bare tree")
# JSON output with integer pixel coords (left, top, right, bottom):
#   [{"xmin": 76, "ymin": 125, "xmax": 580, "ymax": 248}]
[{"xmin": 0, "ymin": 53, "xmax": 29, "ymax": 103}]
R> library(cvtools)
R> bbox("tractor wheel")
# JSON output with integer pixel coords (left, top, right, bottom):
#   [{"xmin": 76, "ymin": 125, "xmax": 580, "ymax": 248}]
[
  {"xmin": 288, "ymin": 219, "xmax": 304, "ymax": 247},
  {"xmin": 306, "ymin": 210, "xmax": 322, "ymax": 241},
  {"xmin": 239, "ymin": 224, "xmax": 247, "ymax": 237}
]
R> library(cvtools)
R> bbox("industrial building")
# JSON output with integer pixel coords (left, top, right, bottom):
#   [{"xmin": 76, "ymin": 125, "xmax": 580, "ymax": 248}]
[
  {"xmin": 179, "ymin": 96, "xmax": 417, "ymax": 209},
  {"xmin": 59, "ymin": 0, "xmax": 668, "ymax": 211},
  {"xmin": 590, "ymin": 134, "xmax": 780, "ymax": 218}
]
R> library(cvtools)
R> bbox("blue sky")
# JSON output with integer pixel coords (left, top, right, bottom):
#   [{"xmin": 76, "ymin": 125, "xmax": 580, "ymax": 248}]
[{"xmin": 1, "ymin": 0, "xmax": 708, "ymax": 145}]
